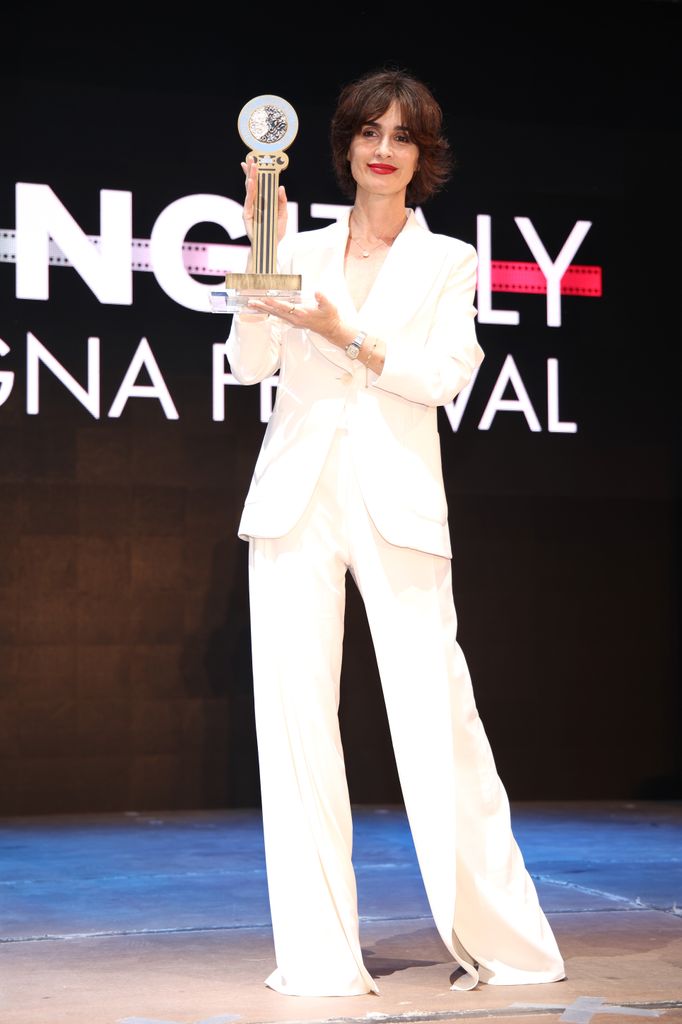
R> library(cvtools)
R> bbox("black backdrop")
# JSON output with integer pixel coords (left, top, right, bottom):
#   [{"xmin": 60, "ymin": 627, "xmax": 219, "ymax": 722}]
[{"xmin": 1, "ymin": 4, "xmax": 679, "ymax": 813}]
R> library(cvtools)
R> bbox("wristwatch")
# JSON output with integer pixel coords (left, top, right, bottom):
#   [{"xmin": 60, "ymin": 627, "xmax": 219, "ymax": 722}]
[{"xmin": 345, "ymin": 331, "xmax": 367, "ymax": 360}]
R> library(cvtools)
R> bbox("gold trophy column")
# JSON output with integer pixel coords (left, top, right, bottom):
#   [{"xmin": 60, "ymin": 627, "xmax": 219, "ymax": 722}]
[{"xmin": 224, "ymin": 150, "xmax": 301, "ymax": 293}]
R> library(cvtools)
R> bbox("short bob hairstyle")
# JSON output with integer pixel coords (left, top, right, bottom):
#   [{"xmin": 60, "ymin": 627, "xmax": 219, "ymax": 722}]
[{"xmin": 330, "ymin": 68, "xmax": 453, "ymax": 206}]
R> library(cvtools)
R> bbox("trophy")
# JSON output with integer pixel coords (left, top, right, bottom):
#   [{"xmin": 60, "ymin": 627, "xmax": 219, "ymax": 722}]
[{"xmin": 210, "ymin": 95, "xmax": 302, "ymax": 313}]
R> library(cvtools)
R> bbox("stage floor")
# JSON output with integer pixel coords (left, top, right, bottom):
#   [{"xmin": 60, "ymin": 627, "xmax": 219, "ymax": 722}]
[{"xmin": 1, "ymin": 801, "xmax": 681, "ymax": 1024}]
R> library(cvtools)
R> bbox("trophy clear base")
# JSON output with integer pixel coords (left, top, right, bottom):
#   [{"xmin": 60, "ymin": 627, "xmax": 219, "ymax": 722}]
[
  {"xmin": 209, "ymin": 272, "xmax": 303, "ymax": 314},
  {"xmin": 209, "ymin": 288, "xmax": 304, "ymax": 314}
]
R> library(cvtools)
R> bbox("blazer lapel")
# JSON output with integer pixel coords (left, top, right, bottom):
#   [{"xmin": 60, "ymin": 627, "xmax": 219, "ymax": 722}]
[
  {"xmin": 302, "ymin": 208, "xmax": 447, "ymax": 367},
  {"xmin": 358, "ymin": 210, "xmax": 446, "ymax": 336}
]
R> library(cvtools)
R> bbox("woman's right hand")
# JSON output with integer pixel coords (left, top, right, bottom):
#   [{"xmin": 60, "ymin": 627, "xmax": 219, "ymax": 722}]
[{"xmin": 241, "ymin": 154, "xmax": 288, "ymax": 243}]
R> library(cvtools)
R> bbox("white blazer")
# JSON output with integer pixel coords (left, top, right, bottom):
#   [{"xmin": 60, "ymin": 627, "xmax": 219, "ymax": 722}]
[{"xmin": 225, "ymin": 208, "xmax": 484, "ymax": 558}]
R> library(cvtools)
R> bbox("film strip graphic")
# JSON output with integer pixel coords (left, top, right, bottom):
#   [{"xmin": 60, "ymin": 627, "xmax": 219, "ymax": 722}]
[
  {"xmin": 492, "ymin": 260, "xmax": 601, "ymax": 296},
  {"xmin": 0, "ymin": 230, "xmax": 602, "ymax": 296},
  {"xmin": 0, "ymin": 231, "xmax": 248, "ymax": 276}
]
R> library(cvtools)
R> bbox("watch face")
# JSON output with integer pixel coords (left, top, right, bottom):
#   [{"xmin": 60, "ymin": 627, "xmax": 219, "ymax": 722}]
[{"xmin": 346, "ymin": 332, "xmax": 365, "ymax": 359}]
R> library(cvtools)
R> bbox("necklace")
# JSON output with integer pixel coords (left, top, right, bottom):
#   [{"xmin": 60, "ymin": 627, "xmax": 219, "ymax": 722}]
[
  {"xmin": 348, "ymin": 212, "xmax": 407, "ymax": 258},
  {"xmin": 349, "ymin": 235, "xmax": 386, "ymax": 259}
]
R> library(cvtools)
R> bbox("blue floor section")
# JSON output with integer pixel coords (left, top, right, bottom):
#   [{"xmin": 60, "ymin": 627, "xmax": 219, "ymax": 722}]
[{"xmin": 1, "ymin": 801, "xmax": 681, "ymax": 942}]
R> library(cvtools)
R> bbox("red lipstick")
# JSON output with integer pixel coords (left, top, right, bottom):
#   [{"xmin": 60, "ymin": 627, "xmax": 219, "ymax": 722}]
[{"xmin": 368, "ymin": 163, "xmax": 396, "ymax": 174}]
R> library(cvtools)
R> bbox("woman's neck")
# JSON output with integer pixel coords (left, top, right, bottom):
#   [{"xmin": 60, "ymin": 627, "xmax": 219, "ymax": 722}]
[{"xmin": 349, "ymin": 194, "xmax": 408, "ymax": 243}]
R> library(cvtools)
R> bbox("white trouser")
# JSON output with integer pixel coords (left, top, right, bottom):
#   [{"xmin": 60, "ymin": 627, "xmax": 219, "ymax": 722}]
[{"xmin": 248, "ymin": 428, "xmax": 565, "ymax": 996}]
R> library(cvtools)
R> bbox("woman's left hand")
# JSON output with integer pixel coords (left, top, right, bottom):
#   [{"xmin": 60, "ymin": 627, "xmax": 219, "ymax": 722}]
[{"xmin": 246, "ymin": 291, "xmax": 352, "ymax": 350}]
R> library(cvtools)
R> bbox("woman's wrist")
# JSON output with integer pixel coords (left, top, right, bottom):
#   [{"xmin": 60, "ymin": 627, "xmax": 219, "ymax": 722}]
[
  {"xmin": 308, "ymin": 318, "xmax": 386, "ymax": 375},
  {"xmin": 326, "ymin": 322, "xmax": 357, "ymax": 350},
  {"xmin": 359, "ymin": 335, "xmax": 385, "ymax": 375},
  {"xmin": 338, "ymin": 329, "xmax": 386, "ymax": 374}
]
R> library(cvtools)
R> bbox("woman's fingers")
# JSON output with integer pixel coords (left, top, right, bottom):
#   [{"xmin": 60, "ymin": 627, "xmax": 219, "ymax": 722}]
[
  {"xmin": 277, "ymin": 185, "xmax": 288, "ymax": 242},
  {"xmin": 242, "ymin": 156, "xmax": 256, "ymax": 241},
  {"xmin": 242, "ymin": 159, "xmax": 289, "ymax": 244},
  {"xmin": 314, "ymin": 292, "xmax": 336, "ymax": 314},
  {"xmin": 245, "ymin": 293, "xmax": 343, "ymax": 344}
]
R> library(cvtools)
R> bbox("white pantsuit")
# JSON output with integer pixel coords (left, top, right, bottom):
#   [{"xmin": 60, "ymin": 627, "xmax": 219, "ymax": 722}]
[{"xmin": 226, "ymin": 209, "xmax": 565, "ymax": 995}]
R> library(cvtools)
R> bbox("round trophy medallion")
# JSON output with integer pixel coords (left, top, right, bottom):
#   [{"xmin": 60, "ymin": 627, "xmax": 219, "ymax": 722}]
[
  {"xmin": 248, "ymin": 104, "xmax": 288, "ymax": 145},
  {"xmin": 237, "ymin": 95, "xmax": 299, "ymax": 153}
]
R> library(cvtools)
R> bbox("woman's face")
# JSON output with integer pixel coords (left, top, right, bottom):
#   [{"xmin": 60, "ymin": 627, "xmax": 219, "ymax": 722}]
[{"xmin": 347, "ymin": 100, "xmax": 419, "ymax": 200}]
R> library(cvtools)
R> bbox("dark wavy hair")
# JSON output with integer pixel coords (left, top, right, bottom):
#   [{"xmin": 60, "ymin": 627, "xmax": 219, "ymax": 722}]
[{"xmin": 330, "ymin": 68, "xmax": 454, "ymax": 206}]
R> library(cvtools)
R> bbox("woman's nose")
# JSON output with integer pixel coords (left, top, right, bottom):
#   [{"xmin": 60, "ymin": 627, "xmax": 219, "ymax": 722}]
[{"xmin": 375, "ymin": 134, "xmax": 392, "ymax": 157}]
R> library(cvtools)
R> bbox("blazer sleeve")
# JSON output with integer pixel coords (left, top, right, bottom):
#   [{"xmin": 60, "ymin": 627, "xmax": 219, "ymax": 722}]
[
  {"xmin": 370, "ymin": 243, "xmax": 484, "ymax": 407},
  {"xmin": 224, "ymin": 313, "xmax": 283, "ymax": 385}
]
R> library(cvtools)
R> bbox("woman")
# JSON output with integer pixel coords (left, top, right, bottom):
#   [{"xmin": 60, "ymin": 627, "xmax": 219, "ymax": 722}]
[{"xmin": 225, "ymin": 68, "xmax": 565, "ymax": 997}]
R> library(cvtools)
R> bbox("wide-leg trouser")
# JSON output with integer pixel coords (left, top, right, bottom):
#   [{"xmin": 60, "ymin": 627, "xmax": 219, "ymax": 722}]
[{"xmin": 248, "ymin": 429, "xmax": 565, "ymax": 996}]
